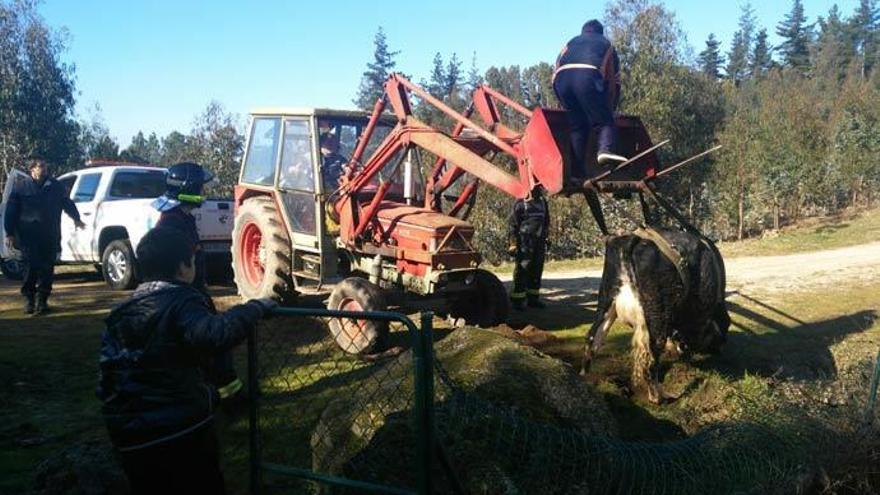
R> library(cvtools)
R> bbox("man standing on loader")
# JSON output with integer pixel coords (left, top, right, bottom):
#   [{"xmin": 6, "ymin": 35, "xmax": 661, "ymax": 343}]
[
  {"xmin": 3, "ymin": 156, "xmax": 85, "ymax": 315},
  {"xmin": 151, "ymin": 162, "xmax": 244, "ymax": 404},
  {"xmin": 553, "ymin": 19, "xmax": 627, "ymax": 180},
  {"xmin": 508, "ymin": 187, "xmax": 550, "ymax": 310}
]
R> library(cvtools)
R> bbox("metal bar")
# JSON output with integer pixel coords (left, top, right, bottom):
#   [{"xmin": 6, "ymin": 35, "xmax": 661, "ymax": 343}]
[
  {"xmin": 353, "ymin": 180, "xmax": 392, "ymax": 239},
  {"xmin": 448, "ymin": 181, "xmax": 478, "ymax": 218},
  {"xmin": 647, "ymin": 145, "xmax": 722, "ymax": 182},
  {"xmin": 393, "ymin": 75, "xmax": 519, "ymax": 157},
  {"xmin": 585, "ymin": 139, "xmax": 670, "ymax": 186},
  {"xmin": 478, "ymin": 84, "xmax": 533, "ymax": 118},
  {"xmin": 350, "ymin": 96, "xmax": 388, "ymax": 175},
  {"xmin": 248, "ymin": 324, "xmax": 261, "ymax": 495},
  {"xmin": 408, "ymin": 126, "xmax": 527, "ymax": 198},
  {"xmin": 261, "ymin": 463, "xmax": 416, "ymax": 495},
  {"xmin": 583, "ymin": 188, "xmax": 610, "ymax": 236},
  {"xmin": 415, "ymin": 311, "xmax": 435, "ymax": 494}
]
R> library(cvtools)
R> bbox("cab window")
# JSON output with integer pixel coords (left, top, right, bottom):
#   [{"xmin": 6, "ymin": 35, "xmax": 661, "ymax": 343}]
[
  {"xmin": 241, "ymin": 117, "xmax": 281, "ymax": 186},
  {"xmin": 278, "ymin": 119, "xmax": 315, "ymax": 192}
]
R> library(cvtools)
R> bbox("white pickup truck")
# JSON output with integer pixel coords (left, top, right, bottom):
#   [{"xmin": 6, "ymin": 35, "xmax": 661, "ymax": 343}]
[{"xmin": 0, "ymin": 163, "xmax": 233, "ymax": 289}]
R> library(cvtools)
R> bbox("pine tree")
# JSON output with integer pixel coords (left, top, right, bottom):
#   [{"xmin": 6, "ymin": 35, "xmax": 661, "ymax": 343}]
[
  {"xmin": 466, "ymin": 52, "xmax": 483, "ymax": 92},
  {"xmin": 814, "ymin": 6, "xmax": 856, "ymax": 84},
  {"xmin": 427, "ymin": 53, "xmax": 446, "ymax": 98},
  {"xmin": 698, "ymin": 34, "xmax": 724, "ymax": 79},
  {"xmin": 850, "ymin": 0, "xmax": 879, "ymax": 77},
  {"xmin": 750, "ymin": 29, "xmax": 772, "ymax": 78},
  {"xmin": 776, "ymin": 0, "xmax": 813, "ymax": 74},
  {"xmin": 353, "ymin": 27, "xmax": 400, "ymax": 110},
  {"xmin": 445, "ymin": 53, "xmax": 462, "ymax": 97},
  {"xmin": 726, "ymin": 4, "xmax": 756, "ymax": 81}
]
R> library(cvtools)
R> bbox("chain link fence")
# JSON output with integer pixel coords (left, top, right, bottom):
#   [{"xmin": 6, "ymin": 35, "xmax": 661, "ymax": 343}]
[{"xmin": 232, "ymin": 307, "xmax": 880, "ymax": 495}]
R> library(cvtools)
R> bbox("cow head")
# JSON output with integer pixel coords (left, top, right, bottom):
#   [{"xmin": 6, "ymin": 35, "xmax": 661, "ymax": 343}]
[{"xmin": 673, "ymin": 303, "xmax": 730, "ymax": 356}]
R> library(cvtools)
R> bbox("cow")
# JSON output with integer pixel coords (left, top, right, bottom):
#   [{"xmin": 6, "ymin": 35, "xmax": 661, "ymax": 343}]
[{"xmin": 581, "ymin": 226, "xmax": 730, "ymax": 404}]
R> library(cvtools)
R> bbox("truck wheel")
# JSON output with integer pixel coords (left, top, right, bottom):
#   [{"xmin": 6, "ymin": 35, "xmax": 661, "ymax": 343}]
[
  {"xmin": 232, "ymin": 197, "xmax": 295, "ymax": 301},
  {"xmin": 102, "ymin": 239, "xmax": 138, "ymax": 290},
  {"xmin": 327, "ymin": 277, "xmax": 389, "ymax": 355},
  {"xmin": 448, "ymin": 269, "xmax": 509, "ymax": 328},
  {"xmin": 0, "ymin": 257, "xmax": 24, "ymax": 281}
]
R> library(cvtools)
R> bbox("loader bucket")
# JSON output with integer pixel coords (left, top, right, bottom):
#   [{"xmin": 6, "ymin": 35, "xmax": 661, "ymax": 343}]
[{"xmin": 521, "ymin": 108, "xmax": 571, "ymax": 195}]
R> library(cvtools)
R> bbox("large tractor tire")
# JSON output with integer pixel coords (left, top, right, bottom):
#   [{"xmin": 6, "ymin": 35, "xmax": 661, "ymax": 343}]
[
  {"xmin": 448, "ymin": 269, "xmax": 509, "ymax": 328},
  {"xmin": 232, "ymin": 196, "xmax": 295, "ymax": 302},
  {"xmin": 102, "ymin": 239, "xmax": 139, "ymax": 290},
  {"xmin": 327, "ymin": 277, "xmax": 389, "ymax": 355}
]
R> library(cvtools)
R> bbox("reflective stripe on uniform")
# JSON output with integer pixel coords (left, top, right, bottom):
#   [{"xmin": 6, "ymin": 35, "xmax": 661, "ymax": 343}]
[
  {"xmin": 553, "ymin": 63, "xmax": 600, "ymax": 81},
  {"xmin": 510, "ymin": 291, "xmax": 527, "ymax": 300},
  {"xmin": 527, "ymin": 289, "xmax": 540, "ymax": 296},
  {"xmin": 217, "ymin": 378, "xmax": 243, "ymax": 399}
]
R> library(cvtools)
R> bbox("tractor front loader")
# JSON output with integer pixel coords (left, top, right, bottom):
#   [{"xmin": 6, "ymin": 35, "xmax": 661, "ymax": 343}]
[{"xmin": 231, "ymin": 73, "xmax": 717, "ymax": 355}]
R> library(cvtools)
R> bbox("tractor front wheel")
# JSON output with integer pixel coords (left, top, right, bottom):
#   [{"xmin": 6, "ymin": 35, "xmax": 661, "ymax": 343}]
[
  {"xmin": 448, "ymin": 269, "xmax": 509, "ymax": 328},
  {"xmin": 231, "ymin": 196, "xmax": 295, "ymax": 302},
  {"xmin": 327, "ymin": 277, "xmax": 389, "ymax": 355}
]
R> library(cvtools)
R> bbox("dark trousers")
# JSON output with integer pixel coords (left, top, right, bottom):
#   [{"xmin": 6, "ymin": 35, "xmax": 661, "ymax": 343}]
[
  {"xmin": 553, "ymin": 69, "xmax": 618, "ymax": 178},
  {"xmin": 118, "ymin": 422, "xmax": 226, "ymax": 495},
  {"xmin": 20, "ymin": 238, "xmax": 56, "ymax": 299},
  {"xmin": 512, "ymin": 236, "xmax": 546, "ymax": 300}
]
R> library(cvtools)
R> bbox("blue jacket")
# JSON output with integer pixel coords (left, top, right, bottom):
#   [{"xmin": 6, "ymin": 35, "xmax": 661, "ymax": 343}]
[{"xmin": 98, "ymin": 281, "xmax": 266, "ymax": 451}]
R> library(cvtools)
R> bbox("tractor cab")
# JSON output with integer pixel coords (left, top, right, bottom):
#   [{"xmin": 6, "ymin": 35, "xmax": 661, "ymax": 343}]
[{"xmin": 233, "ymin": 109, "xmax": 395, "ymax": 298}]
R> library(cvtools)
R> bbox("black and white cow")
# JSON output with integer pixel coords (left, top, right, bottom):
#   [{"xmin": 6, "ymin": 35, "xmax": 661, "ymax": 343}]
[{"xmin": 582, "ymin": 227, "xmax": 730, "ymax": 404}]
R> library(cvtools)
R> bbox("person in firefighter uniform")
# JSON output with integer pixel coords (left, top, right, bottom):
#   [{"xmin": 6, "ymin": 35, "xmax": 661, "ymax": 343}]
[
  {"xmin": 507, "ymin": 186, "xmax": 550, "ymax": 310},
  {"xmin": 151, "ymin": 162, "xmax": 244, "ymax": 404}
]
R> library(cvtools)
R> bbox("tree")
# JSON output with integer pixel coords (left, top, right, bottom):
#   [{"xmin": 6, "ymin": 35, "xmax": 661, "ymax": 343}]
[
  {"xmin": 814, "ymin": 6, "xmax": 857, "ymax": 86},
  {"xmin": 726, "ymin": 3, "xmax": 756, "ymax": 81},
  {"xmin": 445, "ymin": 53, "xmax": 462, "ymax": 97},
  {"xmin": 353, "ymin": 27, "xmax": 400, "ymax": 111},
  {"xmin": 427, "ymin": 52, "xmax": 446, "ymax": 98},
  {"xmin": 750, "ymin": 29, "xmax": 773, "ymax": 78},
  {"xmin": 850, "ymin": 0, "xmax": 879, "ymax": 77},
  {"xmin": 0, "ymin": 0, "xmax": 79, "ymax": 185},
  {"xmin": 698, "ymin": 33, "xmax": 724, "ymax": 79},
  {"xmin": 79, "ymin": 107, "xmax": 119, "ymax": 161},
  {"xmin": 186, "ymin": 101, "xmax": 244, "ymax": 196},
  {"xmin": 160, "ymin": 131, "xmax": 189, "ymax": 166},
  {"xmin": 776, "ymin": 0, "xmax": 813, "ymax": 74},
  {"xmin": 466, "ymin": 51, "xmax": 483, "ymax": 92},
  {"xmin": 120, "ymin": 131, "xmax": 162, "ymax": 164}
]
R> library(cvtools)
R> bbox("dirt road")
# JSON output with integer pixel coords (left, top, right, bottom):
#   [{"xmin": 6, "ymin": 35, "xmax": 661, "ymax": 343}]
[{"xmin": 500, "ymin": 241, "xmax": 880, "ymax": 300}]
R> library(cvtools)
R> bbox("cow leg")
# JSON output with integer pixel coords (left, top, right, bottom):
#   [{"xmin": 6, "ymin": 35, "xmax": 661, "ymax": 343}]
[
  {"xmin": 581, "ymin": 304, "xmax": 617, "ymax": 375},
  {"xmin": 634, "ymin": 317, "xmax": 678, "ymax": 404}
]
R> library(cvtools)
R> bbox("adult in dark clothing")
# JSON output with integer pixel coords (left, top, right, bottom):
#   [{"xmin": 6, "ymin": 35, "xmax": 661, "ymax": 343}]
[
  {"xmin": 98, "ymin": 227, "xmax": 277, "ymax": 495},
  {"xmin": 151, "ymin": 162, "xmax": 244, "ymax": 402},
  {"xmin": 507, "ymin": 187, "xmax": 550, "ymax": 310},
  {"xmin": 320, "ymin": 132, "xmax": 349, "ymax": 188},
  {"xmin": 3, "ymin": 157, "xmax": 85, "ymax": 315},
  {"xmin": 553, "ymin": 19, "xmax": 627, "ymax": 180}
]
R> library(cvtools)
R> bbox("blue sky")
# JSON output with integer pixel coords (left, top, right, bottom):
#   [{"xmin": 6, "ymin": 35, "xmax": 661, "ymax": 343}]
[{"xmin": 40, "ymin": 0, "xmax": 860, "ymax": 146}]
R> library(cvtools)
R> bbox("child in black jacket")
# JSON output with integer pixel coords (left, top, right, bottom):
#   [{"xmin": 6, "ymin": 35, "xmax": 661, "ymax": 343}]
[{"xmin": 98, "ymin": 226, "xmax": 276, "ymax": 494}]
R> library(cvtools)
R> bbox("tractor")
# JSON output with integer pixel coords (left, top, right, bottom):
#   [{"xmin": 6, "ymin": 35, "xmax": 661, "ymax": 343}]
[{"xmin": 231, "ymin": 74, "xmax": 717, "ymax": 355}]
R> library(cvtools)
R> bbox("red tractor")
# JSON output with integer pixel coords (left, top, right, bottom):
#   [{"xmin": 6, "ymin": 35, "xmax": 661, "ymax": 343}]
[{"xmin": 231, "ymin": 74, "xmax": 705, "ymax": 354}]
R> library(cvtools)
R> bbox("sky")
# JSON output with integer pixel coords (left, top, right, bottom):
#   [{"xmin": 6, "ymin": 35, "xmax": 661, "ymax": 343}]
[{"xmin": 39, "ymin": 0, "xmax": 861, "ymax": 146}]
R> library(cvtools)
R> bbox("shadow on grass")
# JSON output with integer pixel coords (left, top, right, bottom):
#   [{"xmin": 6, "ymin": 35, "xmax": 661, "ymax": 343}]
[
  {"xmin": 504, "ymin": 275, "xmax": 600, "ymax": 332},
  {"xmin": 702, "ymin": 293, "xmax": 877, "ymax": 381}
]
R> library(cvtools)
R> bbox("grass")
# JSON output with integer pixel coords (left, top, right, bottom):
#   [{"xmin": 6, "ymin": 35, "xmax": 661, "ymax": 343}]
[{"xmin": 717, "ymin": 206, "xmax": 880, "ymax": 258}]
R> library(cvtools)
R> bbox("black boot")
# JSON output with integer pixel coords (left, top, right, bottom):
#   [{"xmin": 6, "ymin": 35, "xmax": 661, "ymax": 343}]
[
  {"xmin": 24, "ymin": 296, "xmax": 35, "ymax": 315},
  {"xmin": 33, "ymin": 295, "xmax": 49, "ymax": 316},
  {"xmin": 511, "ymin": 298, "xmax": 527, "ymax": 311},
  {"xmin": 527, "ymin": 296, "xmax": 546, "ymax": 309}
]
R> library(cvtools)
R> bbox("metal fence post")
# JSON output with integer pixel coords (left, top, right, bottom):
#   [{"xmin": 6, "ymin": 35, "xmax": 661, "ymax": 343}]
[
  {"xmin": 414, "ymin": 311, "xmax": 435, "ymax": 494},
  {"xmin": 865, "ymin": 348, "xmax": 880, "ymax": 423},
  {"xmin": 248, "ymin": 324, "xmax": 261, "ymax": 495}
]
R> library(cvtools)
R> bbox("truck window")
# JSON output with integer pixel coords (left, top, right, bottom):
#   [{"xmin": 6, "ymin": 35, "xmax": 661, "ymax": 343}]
[
  {"xmin": 242, "ymin": 117, "xmax": 281, "ymax": 186},
  {"xmin": 109, "ymin": 171, "xmax": 167, "ymax": 199},
  {"xmin": 73, "ymin": 173, "xmax": 102, "ymax": 203},
  {"xmin": 278, "ymin": 118, "xmax": 315, "ymax": 192}
]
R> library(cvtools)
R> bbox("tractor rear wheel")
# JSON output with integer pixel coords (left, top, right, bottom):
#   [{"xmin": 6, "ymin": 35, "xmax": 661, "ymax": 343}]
[
  {"xmin": 327, "ymin": 277, "xmax": 389, "ymax": 355},
  {"xmin": 448, "ymin": 269, "xmax": 509, "ymax": 328},
  {"xmin": 232, "ymin": 196, "xmax": 295, "ymax": 302}
]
